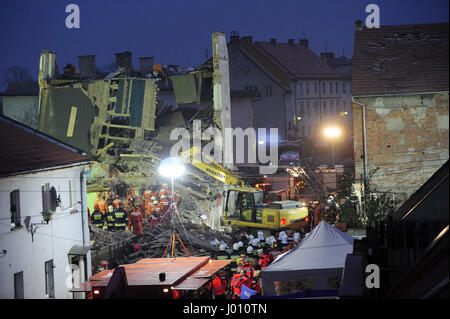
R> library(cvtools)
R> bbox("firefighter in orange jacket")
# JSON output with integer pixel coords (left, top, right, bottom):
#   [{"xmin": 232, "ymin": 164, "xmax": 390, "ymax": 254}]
[
  {"xmin": 142, "ymin": 186, "xmax": 154, "ymax": 203},
  {"xmin": 230, "ymin": 271, "xmax": 243, "ymax": 299},
  {"xmin": 148, "ymin": 200, "xmax": 160, "ymax": 230},
  {"xmin": 128, "ymin": 209, "xmax": 144, "ymax": 235},
  {"xmin": 159, "ymin": 194, "xmax": 170, "ymax": 215},
  {"xmin": 209, "ymin": 274, "xmax": 227, "ymax": 299},
  {"xmin": 112, "ymin": 194, "xmax": 122, "ymax": 210},
  {"xmin": 257, "ymin": 250, "xmax": 270, "ymax": 270},
  {"xmin": 97, "ymin": 193, "xmax": 108, "ymax": 216}
]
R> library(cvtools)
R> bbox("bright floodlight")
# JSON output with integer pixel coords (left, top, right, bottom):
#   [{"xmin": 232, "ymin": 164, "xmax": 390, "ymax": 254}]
[
  {"xmin": 324, "ymin": 126, "xmax": 341, "ymax": 139},
  {"xmin": 158, "ymin": 157, "xmax": 185, "ymax": 178}
]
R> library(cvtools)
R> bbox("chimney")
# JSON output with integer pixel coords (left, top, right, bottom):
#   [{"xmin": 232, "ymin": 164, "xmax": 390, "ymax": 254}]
[
  {"xmin": 230, "ymin": 31, "xmax": 240, "ymax": 43},
  {"xmin": 299, "ymin": 39, "xmax": 309, "ymax": 48},
  {"xmin": 115, "ymin": 51, "xmax": 132, "ymax": 70},
  {"xmin": 78, "ymin": 55, "xmax": 96, "ymax": 77},
  {"xmin": 270, "ymin": 38, "xmax": 277, "ymax": 45},
  {"xmin": 288, "ymin": 39, "xmax": 294, "ymax": 46},
  {"xmin": 139, "ymin": 57, "xmax": 154, "ymax": 75},
  {"xmin": 241, "ymin": 36, "xmax": 253, "ymax": 43},
  {"xmin": 355, "ymin": 20, "xmax": 363, "ymax": 31}
]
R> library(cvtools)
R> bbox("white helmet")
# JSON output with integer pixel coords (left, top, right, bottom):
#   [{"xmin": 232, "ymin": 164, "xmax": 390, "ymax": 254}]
[
  {"xmin": 248, "ymin": 235, "xmax": 254, "ymax": 241},
  {"xmin": 278, "ymin": 231, "xmax": 286, "ymax": 241},
  {"xmin": 246, "ymin": 246, "xmax": 253, "ymax": 254},
  {"xmin": 237, "ymin": 241, "xmax": 244, "ymax": 248},
  {"xmin": 257, "ymin": 231, "xmax": 264, "ymax": 240},
  {"xmin": 160, "ymin": 195, "xmax": 166, "ymax": 199},
  {"xmin": 233, "ymin": 243, "xmax": 239, "ymax": 251},
  {"xmin": 293, "ymin": 232, "xmax": 301, "ymax": 243},
  {"xmin": 151, "ymin": 196, "xmax": 156, "ymax": 200},
  {"xmin": 251, "ymin": 238, "xmax": 260, "ymax": 247},
  {"xmin": 281, "ymin": 234, "xmax": 289, "ymax": 244},
  {"xmin": 219, "ymin": 244, "xmax": 226, "ymax": 251}
]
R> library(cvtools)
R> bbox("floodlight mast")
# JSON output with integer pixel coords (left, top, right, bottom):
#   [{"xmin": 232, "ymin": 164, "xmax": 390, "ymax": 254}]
[{"xmin": 158, "ymin": 157, "xmax": 189, "ymax": 257}]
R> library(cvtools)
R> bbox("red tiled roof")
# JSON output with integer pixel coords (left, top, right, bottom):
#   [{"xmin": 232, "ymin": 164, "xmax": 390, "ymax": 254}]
[
  {"xmin": 0, "ymin": 116, "xmax": 89, "ymax": 177},
  {"xmin": 352, "ymin": 23, "xmax": 449, "ymax": 96}
]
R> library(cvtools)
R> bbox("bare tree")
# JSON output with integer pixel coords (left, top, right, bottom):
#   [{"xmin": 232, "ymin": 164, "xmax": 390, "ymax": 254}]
[{"xmin": 3, "ymin": 66, "xmax": 32, "ymax": 87}]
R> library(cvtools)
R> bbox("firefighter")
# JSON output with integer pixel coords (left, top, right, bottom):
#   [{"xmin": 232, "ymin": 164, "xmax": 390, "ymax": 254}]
[
  {"xmin": 134, "ymin": 196, "xmax": 145, "ymax": 213},
  {"xmin": 209, "ymin": 274, "xmax": 227, "ymax": 299},
  {"xmin": 129, "ymin": 208, "xmax": 144, "ymax": 235},
  {"xmin": 257, "ymin": 249, "xmax": 270, "ymax": 270},
  {"xmin": 114, "ymin": 204, "xmax": 127, "ymax": 231},
  {"xmin": 148, "ymin": 201, "xmax": 160, "ymax": 231},
  {"xmin": 112, "ymin": 194, "xmax": 122, "ymax": 210},
  {"xmin": 90, "ymin": 204, "xmax": 104, "ymax": 228},
  {"xmin": 268, "ymin": 243, "xmax": 283, "ymax": 263},
  {"xmin": 145, "ymin": 196, "xmax": 157, "ymax": 218},
  {"xmin": 159, "ymin": 194, "xmax": 170, "ymax": 215},
  {"xmin": 106, "ymin": 191, "xmax": 114, "ymax": 206},
  {"xmin": 230, "ymin": 270, "xmax": 243, "ymax": 299},
  {"xmin": 97, "ymin": 193, "xmax": 108, "ymax": 216},
  {"xmin": 105, "ymin": 205, "xmax": 116, "ymax": 231},
  {"xmin": 142, "ymin": 186, "xmax": 154, "ymax": 203}
]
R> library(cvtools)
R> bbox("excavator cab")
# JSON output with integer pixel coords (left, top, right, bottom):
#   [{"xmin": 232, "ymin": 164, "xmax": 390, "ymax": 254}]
[{"xmin": 225, "ymin": 189, "xmax": 264, "ymax": 224}]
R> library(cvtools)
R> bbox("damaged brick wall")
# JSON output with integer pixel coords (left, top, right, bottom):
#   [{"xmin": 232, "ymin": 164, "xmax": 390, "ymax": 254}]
[{"xmin": 353, "ymin": 93, "xmax": 449, "ymax": 201}]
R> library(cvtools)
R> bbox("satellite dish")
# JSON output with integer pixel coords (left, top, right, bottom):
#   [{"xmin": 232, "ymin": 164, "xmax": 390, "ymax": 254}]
[{"xmin": 49, "ymin": 187, "xmax": 58, "ymax": 211}]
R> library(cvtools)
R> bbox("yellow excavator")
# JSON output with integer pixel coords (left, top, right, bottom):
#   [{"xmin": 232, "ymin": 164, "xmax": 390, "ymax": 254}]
[{"xmin": 181, "ymin": 146, "xmax": 309, "ymax": 231}]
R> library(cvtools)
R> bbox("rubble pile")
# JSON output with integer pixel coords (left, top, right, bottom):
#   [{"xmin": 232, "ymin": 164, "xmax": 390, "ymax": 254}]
[{"xmin": 89, "ymin": 224, "xmax": 134, "ymax": 249}]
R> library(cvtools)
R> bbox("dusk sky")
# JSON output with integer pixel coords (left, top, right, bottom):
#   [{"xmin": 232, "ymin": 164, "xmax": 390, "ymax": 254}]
[{"xmin": 0, "ymin": 0, "xmax": 448, "ymax": 88}]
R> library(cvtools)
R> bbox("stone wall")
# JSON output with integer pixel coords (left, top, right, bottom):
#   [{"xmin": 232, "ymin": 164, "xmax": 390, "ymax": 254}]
[{"xmin": 353, "ymin": 93, "xmax": 449, "ymax": 201}]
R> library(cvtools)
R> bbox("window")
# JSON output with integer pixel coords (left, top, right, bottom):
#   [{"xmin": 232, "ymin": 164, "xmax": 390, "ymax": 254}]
[
  {"xmin": 336, "ymin": 82, "xmax": 339, "ymax": 94},
  {"xmin": 45, "ymin": 260, "xmax": 55, "ymax": 298},
  {"xmin": 323, "ymin": 101, "xmax": 327, "ymax": 114},
  {"xmin": 314, "ymin": 82, "xmax": 318, "ymax": 94},
  {"xmin": 300, "ymin": 101, "xmax": 305, "ymax": 118},
  {"xmin": 10, "ymin": 190, "xmax": 21, "ymax": 228},
  {"xmin": 274, "ymin": 279, "xmax": 314, "ymax": 295},
  {"xmin": 306, "ymin": 101, "xmax": 311, "ymax": 117},
  {"xmin": 14, "ymin": 271, "xmax": 24, "ymax": 299},
  {"xmin": 329, "ymin": 82, "xmax": 333, "ymax": 94},
  {"xmin": 322, "ymin": 83, "xmax": 326, "ymax": 95},
  {"xmin": 330, "ymin": 100, "xmax": 334, "ymax": 110},
  {"xmin": 336, "ymin": 100, "xmax": 340, "ymax": 113},
  {"xmin": 342, "ymin": 82, "xmax": 346, "ymax": 93},
  {"xmin": 306, "ymin": 82, "xmax": 309, "ymax": 95},
  {"xmin": 314, "ymin": 101, "xmax": 319, "ymax": 115},
  {"xmin": 298, "ymin": 83, "xmax": 303, "ymax": 96},
  {"xmin": 265, "ymin": 85, "xmax": 273, "ymax": 97}
]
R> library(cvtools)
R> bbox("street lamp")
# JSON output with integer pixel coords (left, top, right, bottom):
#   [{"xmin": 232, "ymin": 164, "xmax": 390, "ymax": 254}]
[
  {"xmin": 158, "ymin": 157, "xmax": 189, "ymax": 257},
  {"xmin": 323, "ymin": 126, "xmax": 341, "ymax": 167}
]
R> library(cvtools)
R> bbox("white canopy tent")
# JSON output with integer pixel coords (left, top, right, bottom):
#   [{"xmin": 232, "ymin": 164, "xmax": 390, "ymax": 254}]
[{"xmin": 261, "ymin": 221, "xmax": 354, "ymax": 296}]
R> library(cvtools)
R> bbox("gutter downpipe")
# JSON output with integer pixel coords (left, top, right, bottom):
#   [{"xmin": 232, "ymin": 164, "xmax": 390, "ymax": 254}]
[
  {"xmin": 80, "ymin": 167, "xmax": 87, "ymax": 247},
  {"xmin": 352, "ymin": 97, "xmax": 368, "ymax": 183}
]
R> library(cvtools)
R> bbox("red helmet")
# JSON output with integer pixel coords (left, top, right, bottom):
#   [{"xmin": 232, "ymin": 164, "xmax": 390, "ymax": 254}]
[
  {"xmin": 115, "ymin": 194, "xmax": 120, "ymax": 198},
  {"xmin": 94, "ymin": 204, "xmax": 99, "ymax": 210}
]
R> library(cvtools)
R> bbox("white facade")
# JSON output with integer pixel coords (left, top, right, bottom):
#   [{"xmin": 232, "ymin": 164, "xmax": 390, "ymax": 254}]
[
  {"xmin": 0, "ymin": 165, "xmax": 91, "ymax": 299},
  {"xmin": 292, "ymin": 79, "xmax": 353, "ymax": 138}
]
